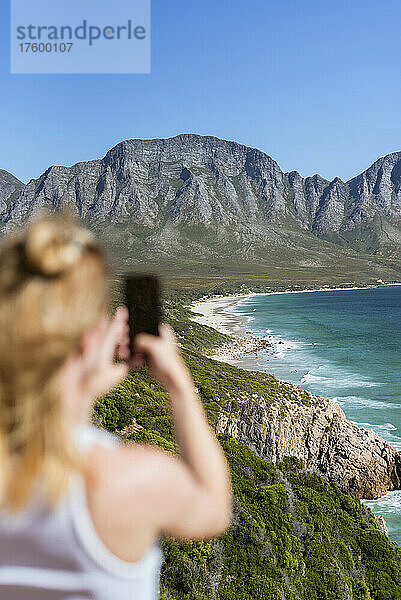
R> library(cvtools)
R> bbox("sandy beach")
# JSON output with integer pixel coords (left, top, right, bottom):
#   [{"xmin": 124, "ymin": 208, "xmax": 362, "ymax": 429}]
[
  {"xmin": 190, "ymin": 295, "xmax": 251, "ymax": 335},
  {"xmin": 190, "ymin": 293, "xmax": 273, "ymax": 365}
]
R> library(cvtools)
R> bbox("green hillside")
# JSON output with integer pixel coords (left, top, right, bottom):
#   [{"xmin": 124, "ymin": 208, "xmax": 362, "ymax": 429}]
[{"xmin": 93, "ymin": 289, "xmax": 401, "ymax": 600}]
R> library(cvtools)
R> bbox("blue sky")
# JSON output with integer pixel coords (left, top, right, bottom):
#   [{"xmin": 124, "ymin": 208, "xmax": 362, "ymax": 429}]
[{"xmin": 1, "ymin": 0, "xmax": 401, "ymax": 183}]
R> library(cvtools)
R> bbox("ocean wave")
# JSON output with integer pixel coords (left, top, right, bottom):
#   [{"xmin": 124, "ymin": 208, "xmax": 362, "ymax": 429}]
[
  {"xmin": 271, "ymin": 343, "xmax": 300, "ymax": 359},
  {"xmin": 301, "ymin": 369, "xmax": 382, "ymax": 389},
  {"xmin": 267, "ymin": 339, "xmax": 301, "ymax": 359},
  {"xmin": 301, "ymin": 371, "xmax": 330, "ymax": 384},
  {"xmin": 333, "ymin": 395, "xmax": 401, "ymax": 410},
  {"xmin": 362, "ymin": 490, "xmax": 401, "ymax": 513}
]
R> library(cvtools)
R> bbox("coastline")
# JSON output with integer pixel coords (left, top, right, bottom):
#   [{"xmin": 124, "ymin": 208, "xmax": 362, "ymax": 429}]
[
  {"xmin": 190, "ymin": 294, "xmax": 274, "ymax": 365},
  {"xmin": 189, "ymin": 295, "xmax": 251, "ymax": 337},
  {"xmin": 191, "ymin": 282, "xmax": 401, "ymax": 311},
  {"xmin": 189, "ymin": 283, "xmax": 401, "ymax": 365},
  {"xmin": 189, "ymin": 284, "xmax": 401, "ymax": 541}
]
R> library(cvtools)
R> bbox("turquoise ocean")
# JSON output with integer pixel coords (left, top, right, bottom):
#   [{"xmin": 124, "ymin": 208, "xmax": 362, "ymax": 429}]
[{"xmin": 229, "ymin": 285, "xmax": 401, "ymax": 545}]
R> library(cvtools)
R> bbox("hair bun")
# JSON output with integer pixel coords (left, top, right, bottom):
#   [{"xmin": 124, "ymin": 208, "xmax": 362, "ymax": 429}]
[{"xmin": 24, "ymin": 212, "xmax": 94, "ymax": 277}]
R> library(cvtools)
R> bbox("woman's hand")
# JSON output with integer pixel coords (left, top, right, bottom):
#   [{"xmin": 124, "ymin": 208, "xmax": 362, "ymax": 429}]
[
  {"xmin": 114, "ymin": 306, "xmax": 193, "ymax": 391},
  {"xmin": 82, "ymin": 307, "xmax": 129, "ymax": 400},
  {"xmin": 114, "ymin": 306, "xmax": 131, "ymax": 362},
  {"xmin": 133, "ymin": 323, "xmax": 193, "ymax": 391}
]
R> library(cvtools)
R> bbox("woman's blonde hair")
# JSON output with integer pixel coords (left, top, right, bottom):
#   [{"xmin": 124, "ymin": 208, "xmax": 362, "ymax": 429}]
[{"xmin": 0, "ymin": 208, "xmax": 110, "ymax": 510}]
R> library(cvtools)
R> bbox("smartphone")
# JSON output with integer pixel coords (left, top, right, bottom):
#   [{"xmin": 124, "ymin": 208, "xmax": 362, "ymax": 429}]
[{"xmin": 124, "ymin": 274, "xmax": 161, "ymax": 356}]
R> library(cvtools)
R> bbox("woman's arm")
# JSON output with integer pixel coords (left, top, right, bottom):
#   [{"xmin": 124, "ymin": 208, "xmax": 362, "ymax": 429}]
[{"xmin": 132, "ymin": 324, "xmax": 233, "ymax": 539}]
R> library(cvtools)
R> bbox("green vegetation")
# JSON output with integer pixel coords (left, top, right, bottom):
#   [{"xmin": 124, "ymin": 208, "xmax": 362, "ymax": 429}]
[{"xmin": 94, "ymin": 291, "xmax": 401, "ymax": 599}]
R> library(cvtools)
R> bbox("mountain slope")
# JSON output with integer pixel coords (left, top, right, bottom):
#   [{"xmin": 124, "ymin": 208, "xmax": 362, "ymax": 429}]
[
  {"xmin": 0, "ymin": 169, "xmax": 24, "ymax": 221},
  {"xmin": 1, "ymin": 135, "xmax": 401, "ymax": 283}
]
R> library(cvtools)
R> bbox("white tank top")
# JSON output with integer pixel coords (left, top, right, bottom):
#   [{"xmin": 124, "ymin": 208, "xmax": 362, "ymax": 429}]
[{"xmin": 0, "ymin": 424, "xmax": 164, "ymax": 599}]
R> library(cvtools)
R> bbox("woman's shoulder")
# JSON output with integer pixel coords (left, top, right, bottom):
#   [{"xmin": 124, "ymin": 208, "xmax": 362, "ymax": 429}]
[
  {"xmin": 82, "ymin": 424, "xmax": 170, "ymax": 488},
  {"xmin": 73, "ymin": 425, "xmax": 165, "ymax": 564}
]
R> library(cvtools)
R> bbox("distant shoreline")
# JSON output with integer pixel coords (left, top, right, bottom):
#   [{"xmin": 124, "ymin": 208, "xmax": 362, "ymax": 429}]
[
  {"xmin": 191, "ymin": 282, "xmax": 401, "ymax": 308},
  {"xmin": 189, "ymin": 282, "xmax": 401, "ymax": 366}
]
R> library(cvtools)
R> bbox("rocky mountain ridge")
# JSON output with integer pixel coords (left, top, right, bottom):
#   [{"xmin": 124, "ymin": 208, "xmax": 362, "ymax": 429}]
[
  {"xmin": 0, "ymin": 169, "xmax": 24, "ymax": 220},
  {"xmin": 1, "ymin": 135, "xmax": 401, "ymax": 262}
]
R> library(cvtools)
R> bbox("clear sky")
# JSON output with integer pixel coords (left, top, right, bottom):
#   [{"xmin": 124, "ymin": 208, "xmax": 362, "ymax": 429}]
[{"xmin": 1, "ymin": 0, "xmax": 401, "ymax": 183}]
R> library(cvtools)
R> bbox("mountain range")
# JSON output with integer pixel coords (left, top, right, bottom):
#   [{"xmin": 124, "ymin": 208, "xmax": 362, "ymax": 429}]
[{"xmin": 1, "ymin": 135, "xmax": 400, "ymax": 283}]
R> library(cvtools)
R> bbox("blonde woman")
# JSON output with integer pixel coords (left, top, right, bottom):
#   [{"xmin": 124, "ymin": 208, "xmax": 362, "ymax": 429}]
[{"xmin": 0, "ymin": 210, "xmax": 232, "ymax": 599}]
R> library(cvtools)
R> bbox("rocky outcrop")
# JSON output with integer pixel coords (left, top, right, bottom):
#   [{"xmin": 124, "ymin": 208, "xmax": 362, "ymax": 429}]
[
  {"xmin": 0, "ymin": 170, "xmax": 23, "ymax": 220},
  {"xmin": 375, "ymin": 514, "xmax": 389, "ymax": 537},
  {"xmin": 1, "ymin": 135, "xmax": 401, "ymax": 258},
  {"xmin": 216, "ymin": 384, "xmax": 401, "ymax": 499},
  {"xmin": 312, "ymin": 177, "xmax": 348, "ymax": 234},
  {"xmin": 209, "ymin": 335, "xmax": 272, "ymax": 361}
]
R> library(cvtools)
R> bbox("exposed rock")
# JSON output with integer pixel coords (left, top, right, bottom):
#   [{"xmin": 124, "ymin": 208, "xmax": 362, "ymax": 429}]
[
  {"xmin": 208, "ymin": 335, "xmax": 272, "ymax": 361},
  {"xmin": 216, "ymin": 388, "xmax": 401, "ymax": 500},
  {"xmin": 375, "ymin": 514, "xmax": 389, "ymax": 537},
  {"xmin": 117, "ymin": 418, "xmax": 144, "ymax": 437},
  {"xmin": 312, "ymin": 177, "xmax": 348, "ymax": 234},
  {"xmin": 0, "ymin": 170, "xmax": 24, "ymax": 219},
  {"xmin": 1, "ymin": 135, "xmax": 401, "ymax": 259}
]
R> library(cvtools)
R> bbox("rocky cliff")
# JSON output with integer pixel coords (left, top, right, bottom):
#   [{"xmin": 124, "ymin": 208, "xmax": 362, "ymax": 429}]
[
  {"xmin": 216, "ymin": 382, "xmax": 401, "ymax": 500},
  {"xmin": 1, "ymin": 135, "xmax": 401, "ymax": 262},
  {"xmin": 0, "ymin": 170, "xmax": 23, "ymax": 220}
]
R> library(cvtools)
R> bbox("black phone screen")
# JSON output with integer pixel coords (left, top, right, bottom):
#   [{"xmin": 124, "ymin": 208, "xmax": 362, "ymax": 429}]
[{"xmin": 124, "ymin": 274, "xmax": 161, "ymax": 355}]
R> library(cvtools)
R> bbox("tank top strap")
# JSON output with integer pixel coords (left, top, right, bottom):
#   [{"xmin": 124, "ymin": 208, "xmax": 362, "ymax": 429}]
[
  {"xmin": 68, "ymin": 424, "xmax": 164, "ymax": 580},
  {"xmin": 73, "ymin": 423, "xmax": 120, "ymax": 452}
]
